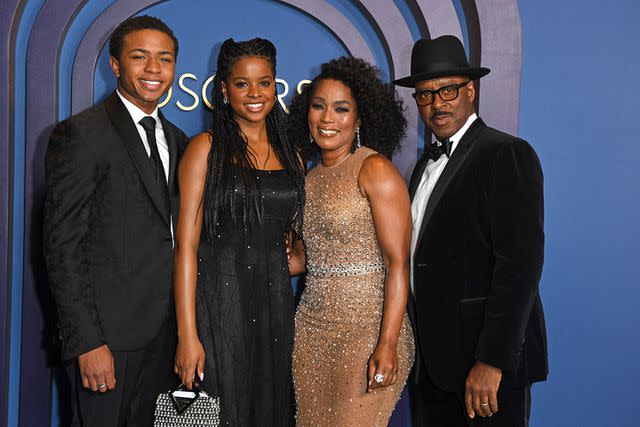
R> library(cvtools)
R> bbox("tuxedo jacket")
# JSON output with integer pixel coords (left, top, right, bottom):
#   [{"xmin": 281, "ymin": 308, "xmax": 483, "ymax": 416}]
[
  {"xmin": 408, "ymin": 118, "xmax": 548, "ymax": 392},
  {"xmin": 44, "ymin": 92, "xmax": 187, "ymax": 360}
]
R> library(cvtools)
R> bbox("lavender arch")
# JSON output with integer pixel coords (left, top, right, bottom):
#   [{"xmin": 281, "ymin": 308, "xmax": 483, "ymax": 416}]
[
  {"xmin": 70, "ymin": 1, "xmax": 521, "ymax": 175},
  {"xmin": 8, "ymin": 0, "xmax": 521, "ymax": 425},
  {"xmin": 22, "ymin": 2, "xmax": 95, "ymax": 424},
  {"xmin": 72, "ymin": 0, "xmax": 376, "ymax": 114},
  {"xmin": 474, "ymin": 0, "xmax": 522, "ymax": 134},
  {"xmin": 356, "ymin": 0, "xmax": 463, "ymax": 178}
]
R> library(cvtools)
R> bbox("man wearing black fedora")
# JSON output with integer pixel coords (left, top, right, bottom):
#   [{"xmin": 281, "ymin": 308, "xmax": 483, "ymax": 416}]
[{"xmin": 395, "ymin": 35, "xmax": 548, "ymax": 426}]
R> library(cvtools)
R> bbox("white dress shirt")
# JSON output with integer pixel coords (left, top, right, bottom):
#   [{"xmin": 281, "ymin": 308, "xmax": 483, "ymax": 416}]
[
  {"xmin": 116, "ymin": 90, "xmax": 174, "ymax": 243},
  {"xmin": 116, "ymin": 90, "xmax": 169, "ymax": 184},
  {"xmin": 410, "ymin": 113, "xmax": 478, "ymax": 292}
]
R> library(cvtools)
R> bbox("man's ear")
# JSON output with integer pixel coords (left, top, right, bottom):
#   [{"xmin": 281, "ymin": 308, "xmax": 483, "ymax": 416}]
[
  {"xmin": 109, "ymin": 56, "xmax": 120, "ymax": 79},
  {"xmin": 467, "ymin": 80, "xmax": 476, "ymax": 103}
]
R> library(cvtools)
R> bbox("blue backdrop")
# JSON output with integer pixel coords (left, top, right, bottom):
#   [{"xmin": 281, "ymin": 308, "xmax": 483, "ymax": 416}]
[
  {"xmin": 519, "ymin": 1, "xmax": 640, "ymax": 425},
  {"xmin": 1, "ymin": 1, "xmax": 639, "ymax": 426}
]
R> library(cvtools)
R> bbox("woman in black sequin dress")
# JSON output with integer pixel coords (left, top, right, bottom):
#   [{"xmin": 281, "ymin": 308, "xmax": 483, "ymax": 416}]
[{"xmin": 173, "ymin": 38, "xmax": 305, "ymax": 426}]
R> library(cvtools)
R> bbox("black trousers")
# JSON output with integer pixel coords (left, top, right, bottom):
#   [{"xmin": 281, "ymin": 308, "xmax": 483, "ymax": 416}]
[
  {"xmin": 66, "ymin": 316, "xmax": 177, "ymax": 427},
  {"xmin": 410, "ymin": 364, "xmax": 531, "ymax": 427}
]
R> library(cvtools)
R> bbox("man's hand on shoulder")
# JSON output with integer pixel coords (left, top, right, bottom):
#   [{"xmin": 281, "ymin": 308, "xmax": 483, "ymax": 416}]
[
  {"xmin": 77, "ymin": 344, "xmax": 116, "ymax": 392},
  {"xmin": 465, "ymin": 361, "xmax": 502, "ymax": 419}
]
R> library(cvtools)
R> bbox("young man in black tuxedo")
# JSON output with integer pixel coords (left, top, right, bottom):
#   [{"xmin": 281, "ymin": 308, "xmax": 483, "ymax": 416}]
[
  {"xmin": 43, "ymin": 16, "xmax": 187, "ymax": 426},
  {"xmin": 395, "ymin": 36, "xmax": 547, "ymax": 426}
]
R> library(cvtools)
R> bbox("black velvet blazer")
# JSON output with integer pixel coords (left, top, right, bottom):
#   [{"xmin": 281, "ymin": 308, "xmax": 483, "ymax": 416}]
[
  {"xmin": 408, "ymin": 118, "xmax": 548, "ymax": 392},
  {"xmin": 43, "ymin": 93, "xmax": 187, "ymax": 360}
]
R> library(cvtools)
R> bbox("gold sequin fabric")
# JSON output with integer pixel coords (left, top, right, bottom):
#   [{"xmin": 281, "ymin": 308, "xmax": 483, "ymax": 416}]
[{"xmin": 293, "ymin": 147, "xmax": 415, "ymax": 426}]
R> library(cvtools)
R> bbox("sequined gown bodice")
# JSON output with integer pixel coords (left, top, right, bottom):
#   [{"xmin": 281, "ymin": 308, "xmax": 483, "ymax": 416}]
[
  {"xmin": 196, "ymin": 168, "xmax": 298, "ymax": 426},
  {"xmin": 301, "ymin": 151, "xmax": 386, "ymax": 325},
  {"xmin": 293, "ymin": 147, "xmax": 414, "ymax": 426}
]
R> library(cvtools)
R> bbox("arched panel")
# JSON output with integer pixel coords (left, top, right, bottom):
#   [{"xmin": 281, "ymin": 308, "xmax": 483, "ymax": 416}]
[
  {"xmin": 475, "ymin": 0, "xmax": 521, "ymax": 134},
  {"xmin": 414, "ymin": 0, "xmax": 463, "ymax": 40},
  {"xmin": 10, "ymin": 2, "xmax": 524, "ymax": 426},
  {"xmin": 357, "ymin": 0, "xmax": 417, "ymax": 179},
  {"xmin": 23, "ymin": 2, "xmax": 86, "ymax": 425},
  {"xmin": 279, "ymin": 0, "xmax": 376, "ymax": 65},
  {"xmin": 0, "ymin": 1, "xmax": 23, "ymax": 424},
  {"xmin": 73, "ymin": 0, "xmax": 376, "ymax": 115}
]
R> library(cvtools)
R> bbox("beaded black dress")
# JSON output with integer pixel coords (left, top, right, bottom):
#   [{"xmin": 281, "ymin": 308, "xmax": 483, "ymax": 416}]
[{"xmin": 195, "ymin": 167, "xmax": 298, "ymax": 426}]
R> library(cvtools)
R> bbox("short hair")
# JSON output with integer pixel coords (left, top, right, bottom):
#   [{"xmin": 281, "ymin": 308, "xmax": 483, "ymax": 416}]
[{"xmin": 108, "ymin": 15, "xmax": 179, "ymax": 60}]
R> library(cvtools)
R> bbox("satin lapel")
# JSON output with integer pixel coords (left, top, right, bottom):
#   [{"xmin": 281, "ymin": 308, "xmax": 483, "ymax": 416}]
[
  {"xmin": 159, "ymin": 110, "xmax": 180, "ymax": 225},
  {"xmin": 409, "ymin": 152, "xmax": 430, "ymax": 201},
  {"xmin": 415, "ymin": 118, "xmax": 486, "ymax": 247},
  {"xmin": 104, "ymin": 93, "xmax": 171, "ymax": 228}
]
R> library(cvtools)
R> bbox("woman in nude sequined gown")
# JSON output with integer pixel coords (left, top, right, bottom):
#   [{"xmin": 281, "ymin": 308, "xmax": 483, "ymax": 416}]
[{"xmin": 287, "ymin": 57, "xmax": 414, "ymax": 426}]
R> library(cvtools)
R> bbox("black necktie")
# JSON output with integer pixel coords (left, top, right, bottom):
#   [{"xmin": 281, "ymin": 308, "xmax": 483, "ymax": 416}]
[
  {"xmin": 139, "ymin": 116, "xmax": 165, "ymax": 184},
  {"xmin": 425, "ymin": 138, "xmax": 452, "ymax": 162}
]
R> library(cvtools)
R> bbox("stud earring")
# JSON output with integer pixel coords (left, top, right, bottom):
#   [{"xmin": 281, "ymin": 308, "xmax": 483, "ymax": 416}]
[
  {"xmin": 356, "ymin": 128, "xmax": 361, "ymax": 148},
  {"xmin": 309, "ymin": 134, "xmax": 314, "ymax": 144}
]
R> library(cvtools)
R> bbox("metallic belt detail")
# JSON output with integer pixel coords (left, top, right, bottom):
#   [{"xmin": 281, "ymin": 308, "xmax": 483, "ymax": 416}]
[{"xmin": 307, "ymin": 261, "xmax": 386, "ymax": 277}]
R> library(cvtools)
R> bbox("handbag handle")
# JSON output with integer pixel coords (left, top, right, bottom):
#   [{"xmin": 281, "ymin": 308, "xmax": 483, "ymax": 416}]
[{"xmin": 169, "ymin": 372, "xmax": 203, "ymax": 415}]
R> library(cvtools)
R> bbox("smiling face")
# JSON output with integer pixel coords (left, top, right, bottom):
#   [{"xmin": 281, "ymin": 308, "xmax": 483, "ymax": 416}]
[
  {"xmin": 109, "ymin": 29, "xmax": 176, "ymax": 114},
  {"xmin": 222, "ymin": 56, "xmax": 276, "ymax": 126},
  {"xmin": 308, "ymin": 78, "xmax": 360, "ymax": 157},
  {"xmin": 415, "ymin": 75, "xmax": 476, "ymax": 140}
]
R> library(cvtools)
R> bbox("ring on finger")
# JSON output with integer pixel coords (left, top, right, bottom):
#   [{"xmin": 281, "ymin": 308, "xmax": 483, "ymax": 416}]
[
  {"xmin": 98, "ymin": 383, "xmax": 107, "ymax": 389},
  {"xmin": 374, "ymin": 373, "xmax": 384, "ymax": 384}
]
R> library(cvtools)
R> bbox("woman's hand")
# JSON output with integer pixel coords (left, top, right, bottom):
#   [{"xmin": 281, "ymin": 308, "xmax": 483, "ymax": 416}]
[
  {"xmin": 174, "ymin": 335, "xmax": 205, "ymax": 390},
  {"xmin": 286, "ymin": 235, "xmax": 306, "ymax": 276},
  {"xmin": 367, "ymin": 343, "xmax": 399, "ymax": 391},
  {"xmin": 173, "ymin": 134, "xmax": 209, "ymax": 390},
  {"xmin": 359, "ymin": 154, "xmax": 410, "ymax": 393}
]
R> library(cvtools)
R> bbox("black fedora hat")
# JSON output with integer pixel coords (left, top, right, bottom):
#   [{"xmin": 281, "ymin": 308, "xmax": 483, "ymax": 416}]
[{"xmin": 393, "ymin": 35, "xmax": 490, "ymax": 87}]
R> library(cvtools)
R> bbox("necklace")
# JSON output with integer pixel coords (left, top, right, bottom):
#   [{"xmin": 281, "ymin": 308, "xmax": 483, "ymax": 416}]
[{"xmin": 321, "ymin": 151, "xmax": 353, "ymax": 168}]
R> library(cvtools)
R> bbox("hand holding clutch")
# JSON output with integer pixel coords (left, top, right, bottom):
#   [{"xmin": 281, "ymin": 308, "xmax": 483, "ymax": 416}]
[{"xmin": 174, "ymin": 335, "xmax": 205, "ymax": 390}]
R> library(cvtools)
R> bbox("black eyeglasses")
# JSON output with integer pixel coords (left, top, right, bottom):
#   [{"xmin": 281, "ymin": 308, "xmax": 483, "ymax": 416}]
[{"xmin": 412, "ymin": 81, "xmax": 470, "ymax": 106}]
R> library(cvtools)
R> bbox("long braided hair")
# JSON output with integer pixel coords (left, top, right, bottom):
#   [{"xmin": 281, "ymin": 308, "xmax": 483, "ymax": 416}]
[{"xmin": 202, "ymin": 38, "xmax": 305, "ymax": 240}]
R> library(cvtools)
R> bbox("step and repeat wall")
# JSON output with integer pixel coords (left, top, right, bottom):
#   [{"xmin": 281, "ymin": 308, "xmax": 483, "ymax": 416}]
[
  {"xmin": 14, "ymin": 0, "xmax": 640, "ymax": 426},
  {"xmin": 3, "ymin": 1, "xmax": 517, "ymax": 425}
]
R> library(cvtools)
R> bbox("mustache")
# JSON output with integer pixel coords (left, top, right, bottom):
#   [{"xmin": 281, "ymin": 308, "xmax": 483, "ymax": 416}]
[{"xmin": 430, "ymin": 110, "xmax": 452, "ymax": 120}]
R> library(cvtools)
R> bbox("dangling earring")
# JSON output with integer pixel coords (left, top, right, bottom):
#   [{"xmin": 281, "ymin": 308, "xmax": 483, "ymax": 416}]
[
  {"xmin": 223, "ymin": 97, "xmax": 229, "ymax": 105},
  {"xmin": 355, "ymin": 127, "xmax": 361, "ymax": 148},
  {"xmin": 309, "ymin": 134, "xmax": 314, "ymax": 144}
]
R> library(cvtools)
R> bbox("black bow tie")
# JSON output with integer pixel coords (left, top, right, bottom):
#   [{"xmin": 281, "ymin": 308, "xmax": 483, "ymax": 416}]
[{"xmin": 425, "ymin": 138, "xmax": 452, "ymax": 162}]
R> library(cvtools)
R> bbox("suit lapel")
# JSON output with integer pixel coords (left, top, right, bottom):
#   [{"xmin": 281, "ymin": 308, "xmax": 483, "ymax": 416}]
[
  {"xmin": 104, "ymin": 93, "xmax": 171, "ymax": 228},
  {"xmin": 159, "ymin": 110, "xmax": 180, "ymax": 225},
  {"xmin": 409, "ymin": 152, "xmax": 430, "ymax": 201},
  {"xmin": 415, "ymin": 118, "xmax": 486, "ymax": 248}
]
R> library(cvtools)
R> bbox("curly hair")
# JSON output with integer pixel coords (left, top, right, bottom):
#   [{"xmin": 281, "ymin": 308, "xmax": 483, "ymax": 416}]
[
  {"xmin": 109, "ymin": 15, "xmax": 179, "ymax": 60},
  {"xmin": 288, "ymin": 56, "xmax": 406, "ymax": 160},
  {"xmin": 202, "ymin": 38, "xmax": 305, "ymax": 240}
]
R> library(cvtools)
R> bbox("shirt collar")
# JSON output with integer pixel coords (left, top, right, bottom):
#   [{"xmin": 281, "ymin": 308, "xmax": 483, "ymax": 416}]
[
  {"xmin": 449, "ymin": 112, "xmax": 477, "ymax": 146},
  {"xmin": 116, "ymin": 89, "xmax": 160, "ymax": 127},
  {"xmin": 434, "ymin": 113, "xmax": 477, "ymax": 158}
]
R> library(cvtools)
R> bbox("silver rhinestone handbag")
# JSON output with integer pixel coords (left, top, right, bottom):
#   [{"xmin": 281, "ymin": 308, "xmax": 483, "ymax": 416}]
[{"xmin": 153, "ymin": 384, "xmax": 220, "ymax": 426}]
